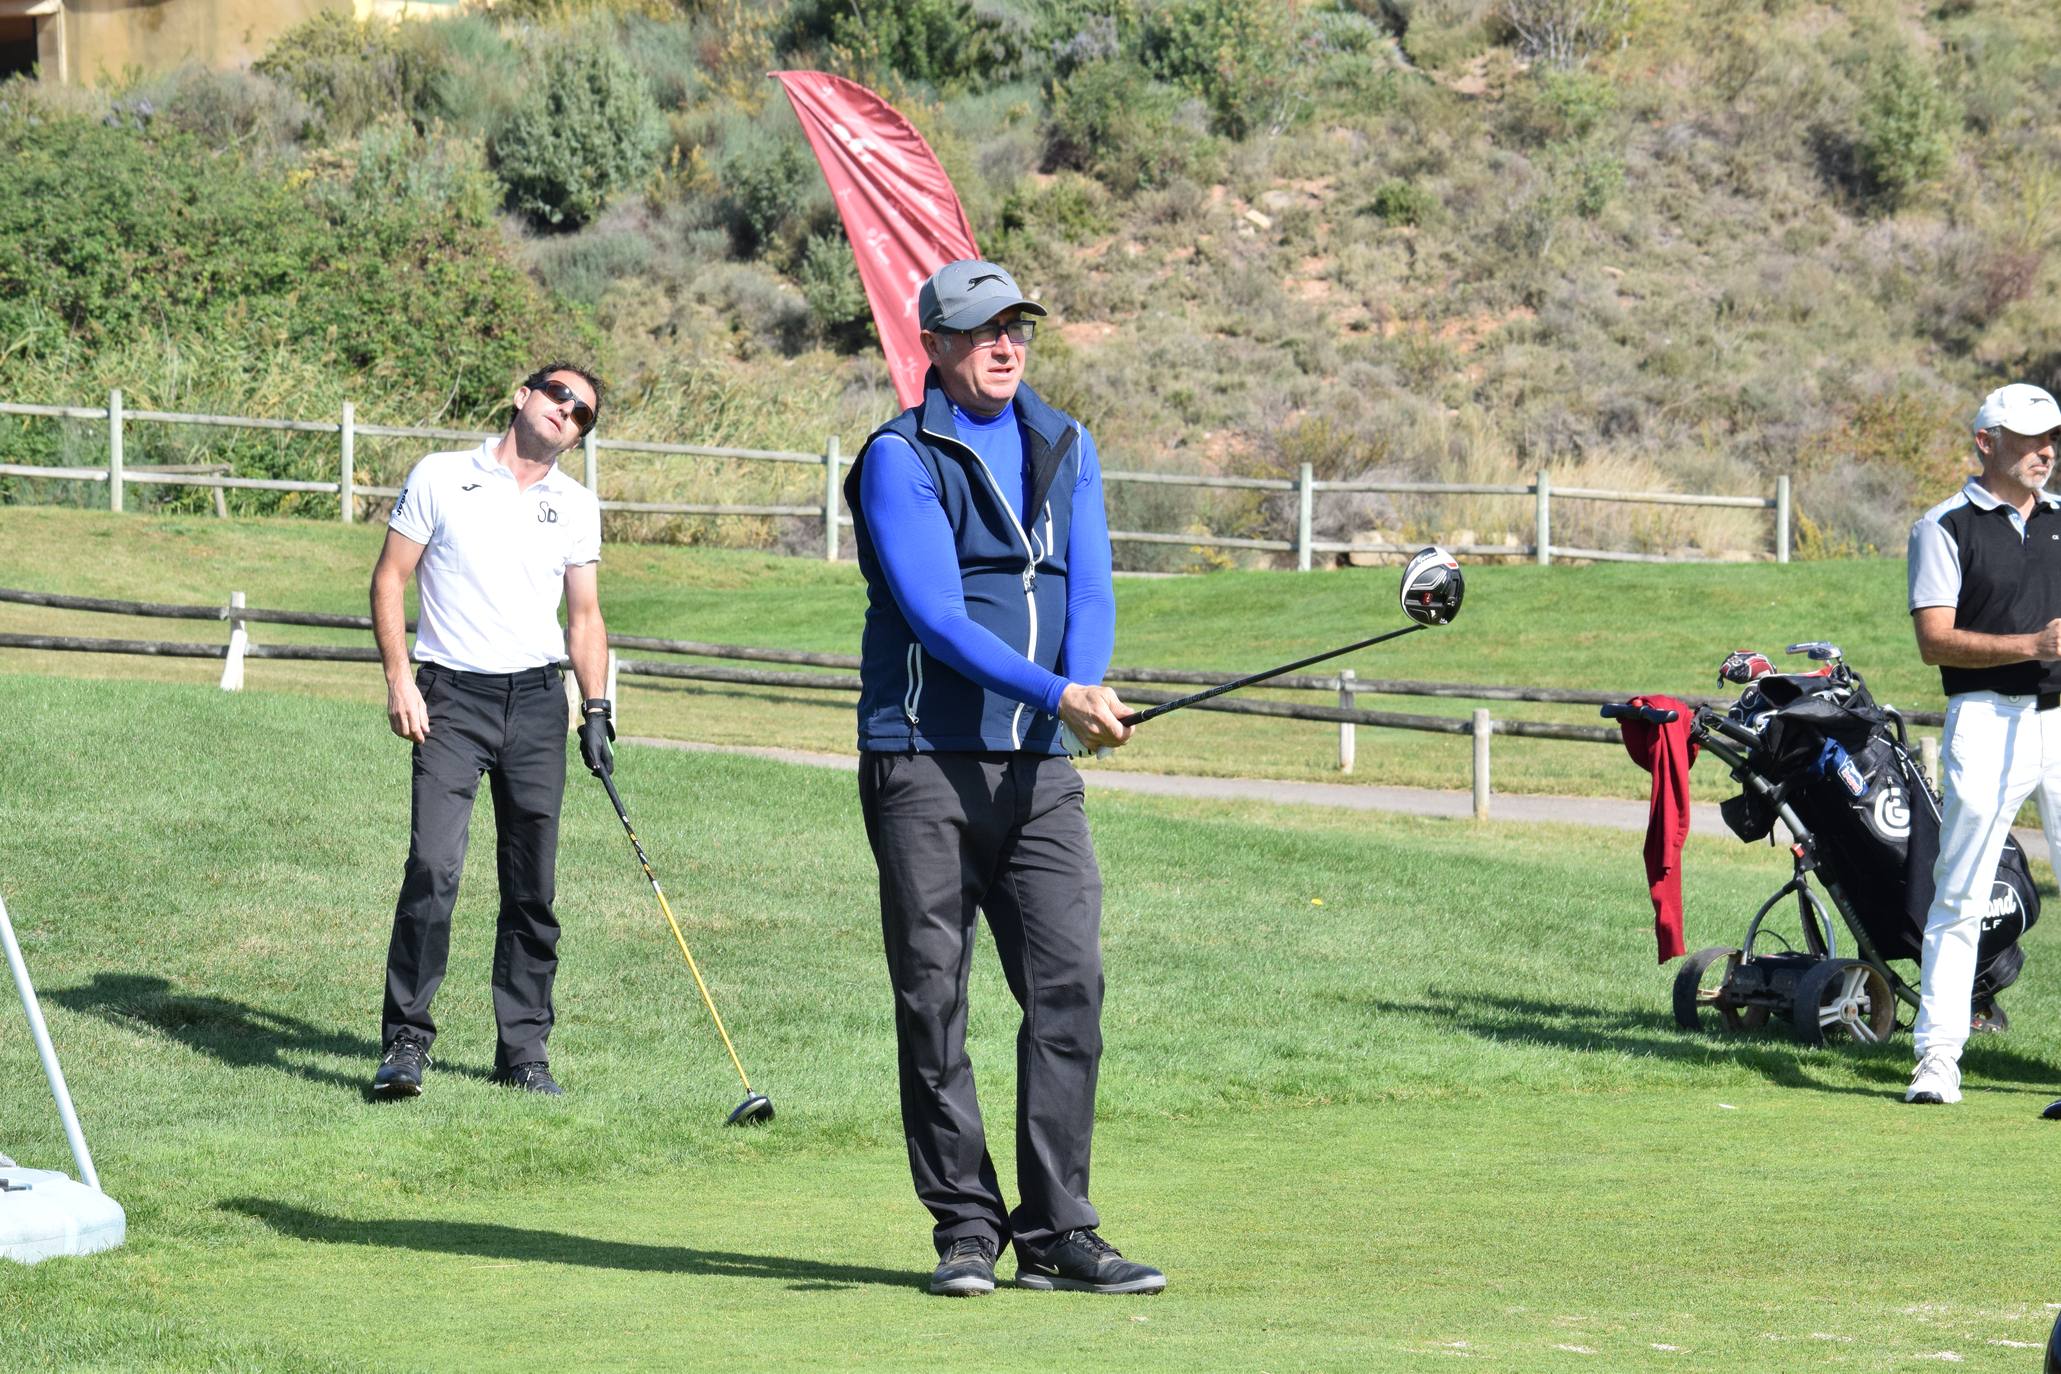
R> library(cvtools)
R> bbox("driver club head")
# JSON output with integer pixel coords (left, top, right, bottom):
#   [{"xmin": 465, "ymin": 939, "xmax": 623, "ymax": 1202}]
[
  {"xmin": 727, "ymin": 1092, "xmax": 775, "ymax": 1127},
  {"xmin": 1400, "ymin": 546, "xmax": 1464, "ymax": 627}
]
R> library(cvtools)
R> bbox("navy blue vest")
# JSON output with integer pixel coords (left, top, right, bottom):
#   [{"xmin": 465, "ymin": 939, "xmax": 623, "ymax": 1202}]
[{"xmin": 846, "ymin": 373, "xmax": 1082, "ymax": 752}]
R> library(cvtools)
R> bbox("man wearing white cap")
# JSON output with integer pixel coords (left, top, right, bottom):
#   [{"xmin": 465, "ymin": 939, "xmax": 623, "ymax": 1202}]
[{"xmin": 1907, "ymin": 382, "xmax": 2061, "ymax": 1105}]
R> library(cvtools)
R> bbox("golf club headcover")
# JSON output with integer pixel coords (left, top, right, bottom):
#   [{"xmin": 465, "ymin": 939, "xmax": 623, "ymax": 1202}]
[
  {"xmin": 579, "ymin": 698, "xmax": 615, "ymax": 777},
  {"xmin": 1717, "ymin": 650, "xmax": 1775, "ymax": 688}
]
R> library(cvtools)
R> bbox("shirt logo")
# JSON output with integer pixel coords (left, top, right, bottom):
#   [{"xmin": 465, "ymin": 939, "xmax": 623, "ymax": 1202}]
[
  {"xmin": 393, "ymin": 486, "xmax": 409, "ymax": 516},
  {"xmin": 461, "ymin": 483, "xmax": 481, "ymax": 492},
  {"xmin": 537, "ymin": 500, "xmax": 558, "ymax": 524}
]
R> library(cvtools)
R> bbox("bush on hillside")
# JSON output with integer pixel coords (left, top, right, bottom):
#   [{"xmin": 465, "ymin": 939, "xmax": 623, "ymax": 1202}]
[
  {"xmin": 252, "ymin": 11, "xmax": 445, "ymax": 139},
  {"xmin": 1043, "ymin": 57, "xmax": 1206, "ymax": 194},
  {"xmin": 489, "ymin": 40, "xmax": 665, "ymax": 228},
  {"xmin": 778, "ymin": 0, "xmax": 1024, "ymax": 90},
  {"xmin": 715, "ymin": 121, "xmax": 817, "ymax": 258},
  {"xmin": 798, "ymin": 233, "xmax": 874, "ymax": 349},
  {"xmin": 0, "ymin": 107, "xmax": 572, "ymax": 423},
  {"xmin": 1855, "ymin": 50, "xmax": 1955, "ymax": 209},
  {"xmin": 1140, "ymin": 0, "xmax": 1298, "ymax": 139}
]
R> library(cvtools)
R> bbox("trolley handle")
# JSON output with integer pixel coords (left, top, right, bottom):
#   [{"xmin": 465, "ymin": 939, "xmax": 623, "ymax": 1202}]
[{"xmin": 1601, "ymin": 703, "xmax": 1678, "ymax": 724}]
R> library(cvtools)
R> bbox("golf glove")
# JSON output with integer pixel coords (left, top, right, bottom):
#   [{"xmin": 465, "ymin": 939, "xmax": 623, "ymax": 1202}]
[{"xmin": 579, "ymin": 698, "xmax": 615, "ymax": 776}]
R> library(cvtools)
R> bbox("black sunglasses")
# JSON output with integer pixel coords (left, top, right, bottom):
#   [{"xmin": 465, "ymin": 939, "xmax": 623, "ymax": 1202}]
[
  {"xmin": 534, "ymin": 378, "xmax": 595, "ymax": 434},
  {"xmin": 940, "ymin": 319, "xmax": 1036, "ymax": 348}
]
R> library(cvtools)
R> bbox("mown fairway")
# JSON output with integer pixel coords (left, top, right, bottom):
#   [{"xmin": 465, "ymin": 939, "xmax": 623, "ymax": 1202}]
[
  {"xmin": 2, "ymin": 675, "xmax": 2058, "ymax": 1371},
  {"xmin": 0, "ymin": 508, "xmax": 1939, "ymax": 802}
]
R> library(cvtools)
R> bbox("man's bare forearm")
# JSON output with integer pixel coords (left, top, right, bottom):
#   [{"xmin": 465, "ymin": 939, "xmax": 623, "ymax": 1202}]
[
  {"xmin": 1913, "ymin": 609, "xmax": 2061, "ymax": 668},
  {"xmin": 568, "ymin": 612, "xmax": 609, "ymax": 702},
  {"xmin": 371, "ymin": 567, "xmax": 413, "ymax": 684}
]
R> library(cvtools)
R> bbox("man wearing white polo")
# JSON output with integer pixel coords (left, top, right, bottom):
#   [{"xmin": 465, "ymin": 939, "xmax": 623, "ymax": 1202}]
[
  {"xmin": 368, "ymin": 361, "xmax": 615, "ymax": 1099},
  {"xmin": 1907, "ymin": 382, "xmax": 2061, "ymax": 1106}
]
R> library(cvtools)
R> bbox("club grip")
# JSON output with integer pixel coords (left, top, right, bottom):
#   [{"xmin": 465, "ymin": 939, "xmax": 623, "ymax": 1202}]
[{"xmin": 1600, "ymin": 703, "xmax": 1678, "ymax": 724}]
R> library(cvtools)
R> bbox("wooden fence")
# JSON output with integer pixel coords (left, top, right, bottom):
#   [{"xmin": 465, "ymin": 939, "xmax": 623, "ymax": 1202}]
[
  {"xmin": 0, "ymin": 584, "xmax": 1812, "ymax": 819},
  {"xmin": 0, "ymin": 393, "xmax": 1793, "ymax": 567}
]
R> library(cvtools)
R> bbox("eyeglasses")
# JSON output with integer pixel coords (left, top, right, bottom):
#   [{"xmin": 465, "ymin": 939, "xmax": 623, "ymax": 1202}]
[
  {"xmin": 534, "ymin": 379, "xmax": 595, "ymax": 434},
  {"xmin": 940, "ymin": 320, "xmax": 1036, "ymax": 349}
]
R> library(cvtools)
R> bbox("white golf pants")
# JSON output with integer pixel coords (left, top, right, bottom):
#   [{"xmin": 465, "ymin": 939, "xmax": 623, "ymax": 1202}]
[{"xmin": 1914, "ymin": 690, "xmax": 2061, "ymax": 1060}]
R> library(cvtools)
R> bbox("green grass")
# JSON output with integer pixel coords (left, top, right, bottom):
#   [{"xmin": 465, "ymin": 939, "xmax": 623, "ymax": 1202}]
[
  {"xmin": 0, "ymin": 508, "xmax": 1941, "ymax": 801},
  {"xmin": 2, "ymin": 675, "xmax": 2059, "ymax": 1370}
]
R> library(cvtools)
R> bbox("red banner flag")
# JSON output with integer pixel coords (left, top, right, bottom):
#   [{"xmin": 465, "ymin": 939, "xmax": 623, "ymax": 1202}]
[{"xmin": 772, "ymin": 71, "xmax": 980, "ymax": 410}]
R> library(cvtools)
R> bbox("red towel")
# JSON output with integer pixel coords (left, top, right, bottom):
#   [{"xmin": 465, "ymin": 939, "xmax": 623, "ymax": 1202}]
[{"xmin": 1616, "ymin": 695, "xmax": 1700, "ymax": 963}]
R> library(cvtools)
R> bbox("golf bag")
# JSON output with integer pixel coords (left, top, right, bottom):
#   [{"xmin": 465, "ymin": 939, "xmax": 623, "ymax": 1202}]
[
  {"xmin": 1612, "ymin": 650, "xmax": 2040, "ymax": 1044},
  {"xmin": 1718, "ymin": 667, "xmax": 2040, "ymax": 1001}
]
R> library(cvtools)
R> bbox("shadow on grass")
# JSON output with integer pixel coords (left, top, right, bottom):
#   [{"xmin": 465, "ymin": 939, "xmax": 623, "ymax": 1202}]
[
  {"xmin": 221, "ymin": 1198, "xmax": 919, "ymax": 1292},
  {"xmin": 1370, "ymin": 989, "xmax": 2059, "ymax": 1097},
  {"xmin": 43, "ymin": 972, "xmax": 492, "ymax": 1097}
]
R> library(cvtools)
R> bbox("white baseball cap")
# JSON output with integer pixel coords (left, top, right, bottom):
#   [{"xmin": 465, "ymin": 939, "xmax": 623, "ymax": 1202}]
[{"xmin": 1972, "ymin": 382, "xmax": 2061, "ymax": 436}]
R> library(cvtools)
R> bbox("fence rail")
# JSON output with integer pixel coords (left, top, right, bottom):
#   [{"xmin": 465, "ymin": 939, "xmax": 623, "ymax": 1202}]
[
  {"xmin": 0, "ymin": 394, "xmax": 1793, "ymax": 567},
  {"xmin": 8, "ymin": 585, "xmax": 1942, "ymax": 816}
]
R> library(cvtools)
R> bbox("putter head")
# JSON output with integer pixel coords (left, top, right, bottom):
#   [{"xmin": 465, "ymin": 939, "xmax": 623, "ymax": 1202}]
[
  {"xmin": 727, "ymin": 1092, "xmax": 774, "ymax": 1127},
  {"xmin": 1785, "ymin": 641, "xmax": 1843, "ymax": 663},
  {"xmin": 1400, "ymin": 546, "xmax": 1464, "ymax": 627}
]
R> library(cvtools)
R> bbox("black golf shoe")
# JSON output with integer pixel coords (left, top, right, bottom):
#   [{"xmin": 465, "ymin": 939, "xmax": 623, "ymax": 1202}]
[
  {"xmin": 493, "ymin": 1062, "xmax": 563, "ymax": 1096},
  {"xmin": 929, "ymin": 1236, "xmax": 998, "ymax": 1297},
  {"xmin": 1015, "ymin": 1229, "xmax": 1166, "ymax": 1295},
  {"xmin": 372, "ymin": 1031, "xmax": 431, "ymax": 1097}
]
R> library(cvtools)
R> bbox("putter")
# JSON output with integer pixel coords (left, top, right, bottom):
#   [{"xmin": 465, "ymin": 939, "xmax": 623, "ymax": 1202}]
[
  {"xmin": 1116, "ymin": 547, "xmax": 1465, "ymax": 729},
  {"xmin": 596, "ymin": 771, "xmax": 774, "ymax": 1127}
]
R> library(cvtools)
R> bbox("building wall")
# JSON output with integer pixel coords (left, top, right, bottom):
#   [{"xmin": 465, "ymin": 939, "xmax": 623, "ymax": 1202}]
[{"xmin": 48, "ymin": 0, "xmax": 462, "ymax": 86}]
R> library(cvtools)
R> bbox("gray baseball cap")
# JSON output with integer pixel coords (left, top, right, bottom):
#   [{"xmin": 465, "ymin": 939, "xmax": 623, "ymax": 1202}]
[{"xmin": 919, "ymin": 259, "xmax": 1048, "ymax": 332}]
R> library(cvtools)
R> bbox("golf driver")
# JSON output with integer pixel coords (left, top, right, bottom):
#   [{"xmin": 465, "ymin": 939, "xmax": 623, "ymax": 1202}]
[
  {"xmin": 596, "ymin": 771, "xmax": 773, "ymax": 1127},
  {"xmin": 1116, "ymin": 546, "xmax": 1465, "ymax": 729}
]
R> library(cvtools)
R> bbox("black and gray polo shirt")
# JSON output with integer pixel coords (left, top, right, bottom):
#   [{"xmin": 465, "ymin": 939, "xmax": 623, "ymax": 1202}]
[{"xmin": 1908, "ymin": 478, "xmax": 2061, "ymax": 697}]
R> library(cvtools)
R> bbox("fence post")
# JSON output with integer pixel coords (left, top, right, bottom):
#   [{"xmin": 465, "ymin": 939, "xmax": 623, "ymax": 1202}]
[
  {"xmin": 583, "ymin": 428, "xmax": 598, "ymax": 496},
  {"xmin": 1337, "ymin": 668, "xmax": 1356, "ymax": 774},
  {"xmin": 220, "ymin": 590, "xmax": 248, "ymax": 692},
  {"xmin": 1775, "ymin": 474, "xmax": 1791, "ymax": 564},
  {"xmin": 1472, "ymin": 709, "xmax": 1492, "ymax": 819},
  {"xmin": 1296, "ymin": 463, "xmax": 1313, "ymax": 572},
  {"xmin": 107, "ymin": 389, "xmax": 124, "ymax": 514},
  {"xmin": 339, "ymin": 401, "xmax": 355, "ymax": 525},
  {"xmin": 824, "ymin": 434, "xmax": 841, "ymax": 561},
  {"xmin": 1533, "ymin": 470, "xmax": 1550, "ymax": 567}
]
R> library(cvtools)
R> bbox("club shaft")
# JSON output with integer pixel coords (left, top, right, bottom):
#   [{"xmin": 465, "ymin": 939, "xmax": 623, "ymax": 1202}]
[
  {"xmin": 1119, "ymin": 623, "xmax": 1425, "ymax": 726},
  {"xmin": 600, "ymin": 774, "xmax": 756, "ymax": 1095}
]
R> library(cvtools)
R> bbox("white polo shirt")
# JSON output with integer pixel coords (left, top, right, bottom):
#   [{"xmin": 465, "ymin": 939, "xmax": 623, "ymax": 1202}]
[{"xmin": 389, "ymin": 442, "xmax": 602, "ymax": 673}]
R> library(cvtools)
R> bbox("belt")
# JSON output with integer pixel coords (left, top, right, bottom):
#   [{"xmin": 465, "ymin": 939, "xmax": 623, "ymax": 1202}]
[
  {"xmin": 420, "ymin": 663, "xmax": 563, "ymax": 688},
  {"xmin": 2042, "ymin": 692, "xmax": 2060, "ymax": 712}
]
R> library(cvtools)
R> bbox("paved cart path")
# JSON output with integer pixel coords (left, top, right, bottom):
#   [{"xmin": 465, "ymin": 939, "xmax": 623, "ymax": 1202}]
[{"xmin": 627, "ymin": 735, "xmax": 2054, "ymax": 868}]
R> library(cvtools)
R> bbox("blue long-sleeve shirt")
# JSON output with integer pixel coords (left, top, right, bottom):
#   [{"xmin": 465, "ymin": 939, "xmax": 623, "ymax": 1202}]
[{"xmin": 858, "ymin": 402, "xmax": 1116, "ymax": 714}]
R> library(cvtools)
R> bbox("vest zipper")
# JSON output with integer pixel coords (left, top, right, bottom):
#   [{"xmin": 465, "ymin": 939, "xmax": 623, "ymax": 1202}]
[
  {"xmin": 903, "ymin": 642, "xmax": 924, "ymax": 746},
  {"xmin": 953, "ymin": 439, "xmax": 1040, "ymax": 751}
]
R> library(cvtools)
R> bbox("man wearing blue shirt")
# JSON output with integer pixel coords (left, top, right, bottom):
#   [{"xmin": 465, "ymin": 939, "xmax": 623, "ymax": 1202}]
[{"xmin": 847, "ymin": 259, "xmax": 1164, "ymax": 1298}]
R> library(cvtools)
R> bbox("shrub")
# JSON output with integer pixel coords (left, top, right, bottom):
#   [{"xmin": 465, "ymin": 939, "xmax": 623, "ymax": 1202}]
[
  {"xmin": 715, "ymin": 121, "xmax": 817, "ymax": 258},
  {"xmin": 1043, "ymin": 57, "xmax": 1202, "ymax": 194},
  {"xmin": 489, "ymin": 39, "xmax": 665, "ymax": 229},
  {"xmin": 1140, "ymin": 0, "xmax": 1297, "ymax": 139},
  {"xmin": 251, "ymin": 11, "xmax": 444, "ymax": 139},
  {"xmin": 1855, "ymin": 50, "xmax": 1955, "ymax": 209},
  {"xmin": 1369, "ymin": 178, "xmax": 1436, "ymax": 226},
  {"xmin": 1495, "ymin": 0, "xmax": 1632, "ymax": 71},
  {"xmin": 778, "ymin": 0, "xmax": 1024, "ymax": 90},
  {"xmin": 798, "ymin": 233, "xmax": 874, "ymax": 349}
]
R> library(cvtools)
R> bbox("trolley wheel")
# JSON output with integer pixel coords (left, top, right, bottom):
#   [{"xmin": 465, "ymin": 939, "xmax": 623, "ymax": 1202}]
[
  {"xmin": 1791, "ymin": 958, "xmax": 1895, "ymax": 1047},
  {"xmin": 1672, "ymin": 946, "xmax": 1766, "ymax": 1033}
]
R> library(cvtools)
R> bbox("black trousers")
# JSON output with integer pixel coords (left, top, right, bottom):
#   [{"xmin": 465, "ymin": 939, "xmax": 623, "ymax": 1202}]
[
  {"xmin": 382, "ymin": 663, "xmax": 568, "ymax": 1072},
  {"xmin": 859, "ymin": 750, "xmax": 1105, "ymax": 1258}
]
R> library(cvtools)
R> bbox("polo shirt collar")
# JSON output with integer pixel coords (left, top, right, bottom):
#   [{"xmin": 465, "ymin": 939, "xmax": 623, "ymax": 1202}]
[
  {"xmin": 471, "ymin": 439, "xmax": 575, "ymax": 490},
  {"xmin": 1963, "ymin": 477, "xmax": 2061, "ymax": 511}
]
